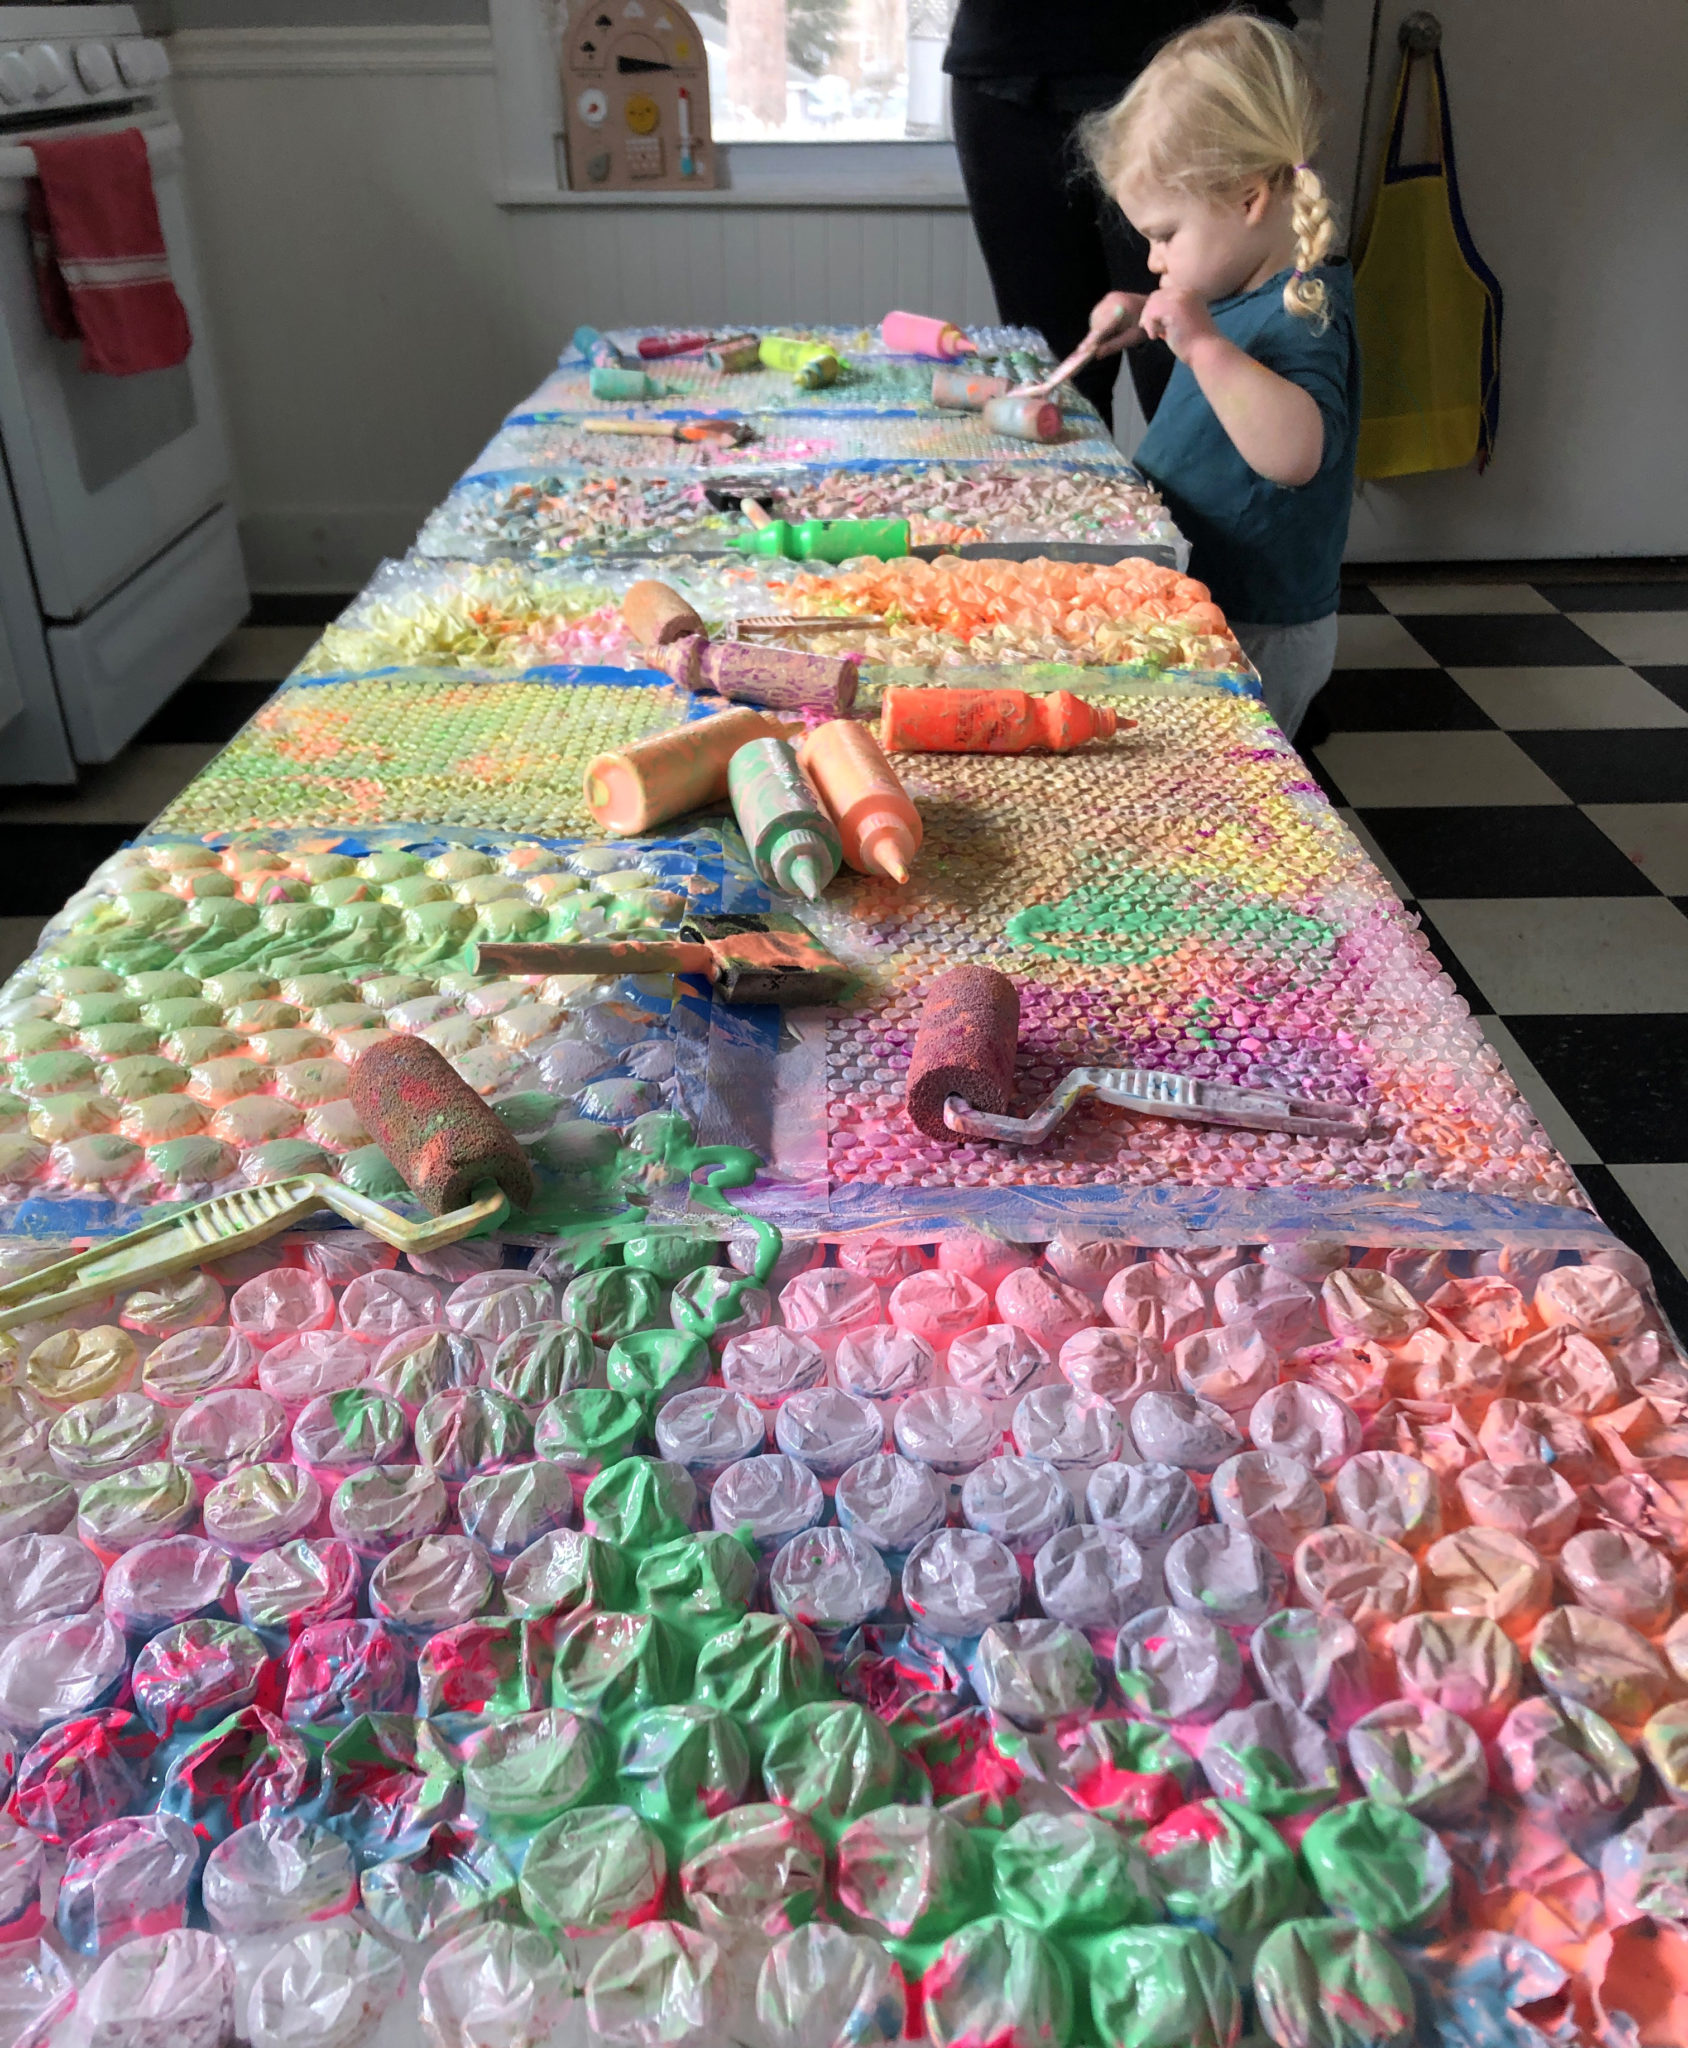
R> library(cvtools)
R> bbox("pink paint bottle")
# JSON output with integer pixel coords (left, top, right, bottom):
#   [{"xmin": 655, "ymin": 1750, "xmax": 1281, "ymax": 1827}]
[{"xmin": 881, "ymin": 309, "xmax": 970, "ymax": 359}]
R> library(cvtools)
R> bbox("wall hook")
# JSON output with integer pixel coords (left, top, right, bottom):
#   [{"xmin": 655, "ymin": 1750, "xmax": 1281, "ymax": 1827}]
[{"xmin": 1399, "ymin": 10, "xmax": 1443, "ymax": 53}]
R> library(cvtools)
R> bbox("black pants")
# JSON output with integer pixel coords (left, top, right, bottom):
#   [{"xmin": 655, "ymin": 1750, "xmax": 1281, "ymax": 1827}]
[{"xmin": 951, "ymin": 77, "xmax": 1176, "ymax": 431}]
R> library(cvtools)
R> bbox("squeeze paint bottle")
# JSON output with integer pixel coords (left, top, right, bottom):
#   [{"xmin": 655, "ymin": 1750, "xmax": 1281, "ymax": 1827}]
[
  {"xmin": 658, "ymin": 635, "xmax": 859, "ymax": 716},
  {"xmin": 727, "ymin": 737, "xmax": 842, "ymax": 902},
  {"xmin": 584, "ymin": 705, "xmax": 793, "ymax": 835},
  {"xmin": 879, "ymin": 685, "xmax": 1120, "ymax": 755},
  {"xmin": 758, "ymin": 335, "xmax": 841, "ymax": 388},
  {"xmin": 798, "ymin": 718, "xmax": 922, "ymax": 885},
  {"xmin": 706, "ymin": 334, "xmax": 761, "ymax": 372},
  {"xmin": 731, "ymin": 511, "xmax": 909, "ymax": 564},
  {"xmin": 881, "ymin": 310, "xmax": 970, "ymax": 359}
]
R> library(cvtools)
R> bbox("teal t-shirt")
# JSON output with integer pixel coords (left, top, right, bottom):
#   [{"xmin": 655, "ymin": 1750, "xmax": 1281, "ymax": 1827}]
[{"xmin": 1134, "ymin": 260, "xmax": 1359, "ymax": 626}]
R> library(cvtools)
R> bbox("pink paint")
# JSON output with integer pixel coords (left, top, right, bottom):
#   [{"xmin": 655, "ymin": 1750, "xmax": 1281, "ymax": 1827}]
[
  {"xmin": 1066, "ymin": 1754, "xmax": 1185, "ymax": 1828},
  {"xmin": 1144, "ymin": 1799, "xmax": 1229, "ymax": 1851}
]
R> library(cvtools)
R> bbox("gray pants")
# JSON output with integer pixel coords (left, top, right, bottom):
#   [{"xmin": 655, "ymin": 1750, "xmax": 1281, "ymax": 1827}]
[{"xmin": 1230, "ymin": 613, "xmax": 1339, "ymax": 739}]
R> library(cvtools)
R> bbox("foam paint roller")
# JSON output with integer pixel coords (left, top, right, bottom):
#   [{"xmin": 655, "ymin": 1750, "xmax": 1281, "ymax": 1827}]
[
  {"xmin": 589, "ymin": 365, "xmax": 659, "ymax": 401},
  {"xmin": 349, "ymin": 1034, "xmax": 535, "ymax": 1215},
  {"xmin": 905, "ymin": 966, "xmax": 1021, "ymax": 1140},
  {"xmin": 0, "ymin": 1041, "xmax": 524, "ymax": 1333},
  {"xmin": 622, "ymin": 580, "xmax": 706, "ymax": 649},
  {"xmin": 906, "ymin": 967, "xmax": 1370, "ymax": 1149},
  {"xmin": 656, "ymin": 635, "xmax": 858, "ymax": 715},
  {"xmin": 932, "ymin": 369, "xmax": 1010, "ymax": 410},
  {"xmin": 982, "ymin": 396, "xmax": 1064, "ymax": 443}
]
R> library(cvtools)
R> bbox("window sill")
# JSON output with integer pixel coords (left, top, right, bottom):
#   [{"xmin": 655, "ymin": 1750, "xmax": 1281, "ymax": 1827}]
[{"xmin": 498, "ymin": 139, "xmax": 971, "ymax": 211}]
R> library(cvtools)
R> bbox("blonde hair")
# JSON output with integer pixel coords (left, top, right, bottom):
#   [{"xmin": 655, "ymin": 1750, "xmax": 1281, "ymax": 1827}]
[{"xmin": 1083, "ymin": 12, "xmax": 1334, "ymax": 323}]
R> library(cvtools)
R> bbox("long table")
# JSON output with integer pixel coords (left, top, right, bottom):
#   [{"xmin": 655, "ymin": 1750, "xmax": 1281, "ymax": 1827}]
[{"xmin": 0, "ymin": 324, "xmax": 1671, "ymax": 2048}]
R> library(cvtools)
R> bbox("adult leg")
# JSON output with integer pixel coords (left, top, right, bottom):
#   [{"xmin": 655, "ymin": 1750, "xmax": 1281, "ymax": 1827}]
[{"xmin": 951, "ymin": 79, "xmax": 1119, "ymax": 423}]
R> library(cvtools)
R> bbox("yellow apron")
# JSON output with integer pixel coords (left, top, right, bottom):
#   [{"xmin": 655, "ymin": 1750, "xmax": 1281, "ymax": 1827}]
[{"xmin": 1354, "ymin": 46, "xmax": 1502, "ymax": 478}]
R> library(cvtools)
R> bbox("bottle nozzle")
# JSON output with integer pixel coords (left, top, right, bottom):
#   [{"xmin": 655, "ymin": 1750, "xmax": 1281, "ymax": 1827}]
[
  {"xmin": 785, "ymin": 853, "xmax": 826, "ymax": 901},
  {"xmin": 858, "ymin": 817, "xmax": 917, "ymax": 886}
]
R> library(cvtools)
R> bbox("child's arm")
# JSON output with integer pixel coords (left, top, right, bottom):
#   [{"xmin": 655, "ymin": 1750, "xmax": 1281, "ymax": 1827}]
[{"xmin": 1141, "ymin": 286, "xmax": 1324, "ymax": 488}]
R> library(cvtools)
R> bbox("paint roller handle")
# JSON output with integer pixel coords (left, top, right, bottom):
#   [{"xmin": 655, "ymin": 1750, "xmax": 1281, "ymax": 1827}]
[
  {"xmin": 475, "ymin": 940, "xmax": 718, "ymax": 980},
  {"xmin": 0, "ymin": 1176, "xmax": 510, "ymax": 1333},
  {"xmin": 1011, "ymin": 294, "xmax": 1147, "ymax": 396}
]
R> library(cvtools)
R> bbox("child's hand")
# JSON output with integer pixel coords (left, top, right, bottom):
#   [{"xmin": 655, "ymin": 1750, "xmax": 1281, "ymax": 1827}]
[
  {"xmin": 1085, "ymin": 292, "xmax": 1148, "ymax": 358},
  {"xmin": 1140, "ymin": 286, "xmax": 1218, "ymax": 360}
]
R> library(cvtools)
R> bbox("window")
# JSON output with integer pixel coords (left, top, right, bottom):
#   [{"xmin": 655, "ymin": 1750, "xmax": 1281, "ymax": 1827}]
[
  {"xmin": 490, "ymin": 0, "xmax": 966, "ymax": 203},
  {"xmin": 693, "ymin": 0, "xmax": 950, "ymax": 141}
]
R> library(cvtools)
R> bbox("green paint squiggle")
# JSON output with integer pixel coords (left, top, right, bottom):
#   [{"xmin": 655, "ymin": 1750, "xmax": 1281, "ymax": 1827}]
[{"xmin": 1006, "ymin": 873, "xmax": 1334, "ymax": 968}]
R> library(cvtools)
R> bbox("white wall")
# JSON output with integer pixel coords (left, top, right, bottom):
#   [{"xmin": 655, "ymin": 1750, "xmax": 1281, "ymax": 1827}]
[
  {"xmin": 172, "ymin": 25, "xmax": 993, "ymax": 589},
  {"xmin": 1322, "ymin": 0, "xmax": 1688, "ymax": 562},
  {"xmin": 170, "ymin": 3, "xmax": 1688, "ymax": 591}
]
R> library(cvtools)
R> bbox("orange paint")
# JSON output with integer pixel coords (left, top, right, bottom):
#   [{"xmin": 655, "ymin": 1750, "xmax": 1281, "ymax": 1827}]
[
  {"xmin": 878, "ymin": 685, "xmax": 1123, "ymax": 755},
  {"xmin": 583, "ymin": 706, "xmax": 793, "ymax": 834},
  {"xmin": 798, "ymin": 718, "xmax": 922, "ymax": 885},
  {"xmin": 1595, "ymin": 1924, "xmax": 1688, "ymax": 2046}
]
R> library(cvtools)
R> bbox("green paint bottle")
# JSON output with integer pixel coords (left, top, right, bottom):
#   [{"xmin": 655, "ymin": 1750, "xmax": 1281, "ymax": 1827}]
[
  {"xmin": 731, "ymin": 516, "xmax": 909, "ymax": 563},
  {"xmin": 726, "ymin": 738, "xmax": 842, "ymax": 903}
]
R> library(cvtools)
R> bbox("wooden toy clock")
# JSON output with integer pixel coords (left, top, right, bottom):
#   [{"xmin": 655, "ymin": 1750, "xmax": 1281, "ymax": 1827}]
[{"xmin": 561, "ymin": 0, "xmax": 716, "ymax": 191}]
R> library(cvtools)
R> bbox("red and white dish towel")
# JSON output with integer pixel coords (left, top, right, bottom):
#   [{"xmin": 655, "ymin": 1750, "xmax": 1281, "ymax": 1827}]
[{"xmin": 27, "ymin": 127, "xmax": 191, "ymax": 375}]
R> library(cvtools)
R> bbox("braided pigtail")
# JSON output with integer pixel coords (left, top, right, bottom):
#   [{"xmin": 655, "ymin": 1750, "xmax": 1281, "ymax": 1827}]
[
  {"xmin": 1082, "ymin": 17, "xmax": 1337, "ymax": 324},
  {"xmin": 1285, "ymin": 164, "xmax": 1335, "ymax": 325}
]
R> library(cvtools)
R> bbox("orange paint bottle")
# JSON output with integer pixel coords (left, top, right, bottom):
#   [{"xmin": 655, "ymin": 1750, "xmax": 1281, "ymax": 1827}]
[
  {"xmin": 799, "ymin": 718, "xmax": 923, "ymax": 885},
  {"xmin": 878, "ymin": 686, "xmax": 1121, "ymax": 755},
  {"xmin": 584, "ymin": 705, "xmax": 793, "ymax": 835}
]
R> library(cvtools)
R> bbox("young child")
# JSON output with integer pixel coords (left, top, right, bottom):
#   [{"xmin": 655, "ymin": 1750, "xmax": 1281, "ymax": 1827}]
[{"xmin": 1081, "ymin": 13, "xmax": 1357, "ymax": 739}]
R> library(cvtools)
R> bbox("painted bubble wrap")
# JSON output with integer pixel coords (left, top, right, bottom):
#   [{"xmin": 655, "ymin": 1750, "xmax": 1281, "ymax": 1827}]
[
  {"xmin": 0, "ymin": 1229, "xmax": 1677, "ymax": 2048},
  {"xmin": 511, "ymin": 360, "xmax": 1088, "ymax": 422},
  {"xmin": 0, "ymin": 830, "xmax": 747, "ymax": 1236},
  {"xmin": 737, "ymin": 688, "xmax": 1589, "ymax": 1245},
  {"xmin": 545, "ymin": 321, "xmax": 1057, "ymax": 412},
  {"xmin": 472, "ymin": 407, "xmax": 1127, "ymax": 476},
  {"xmin": 415, "ymin": 463, "xmax": 1183, "ymax": 567},
  {"xmin": 294, "ymin": 555, "xmax": 1247, "ymax": 680},
  {"xmin": 153, "ymin": 669, "xmax": 705, "ymax": 840}
]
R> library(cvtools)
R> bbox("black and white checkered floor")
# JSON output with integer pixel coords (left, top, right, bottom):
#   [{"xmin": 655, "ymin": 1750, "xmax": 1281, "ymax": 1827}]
[{"xmin": 3, "ymin": 571, "xmax": 1685, "ymax": 1328}]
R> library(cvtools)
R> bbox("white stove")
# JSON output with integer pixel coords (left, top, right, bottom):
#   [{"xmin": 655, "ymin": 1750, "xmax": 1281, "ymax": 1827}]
[
  {"xmin": 0, "ymin": 4, "xmax": 246, "ymax": 783},
  {"xmin": 0, "ymin": 7, "xmax": 169, "ymax": 124}
]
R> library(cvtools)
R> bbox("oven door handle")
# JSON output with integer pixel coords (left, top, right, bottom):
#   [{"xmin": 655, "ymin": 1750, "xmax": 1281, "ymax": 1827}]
[{"xmin": 0, "ymin": 120, "xmax": 182, "ymax": 208}]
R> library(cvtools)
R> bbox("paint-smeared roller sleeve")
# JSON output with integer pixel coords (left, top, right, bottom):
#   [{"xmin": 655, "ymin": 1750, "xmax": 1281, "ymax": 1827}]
[
  {"xmin": 349, "ymin": 1035, "xmax": 535, "ymax": 1215},
  {"xmin": 905, "ymin": 965, "xmax": 1020, "ymax": 1140},
  {"xmin": 622, "ymin": 581, "xmax": 706, "ymax": 649}
]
